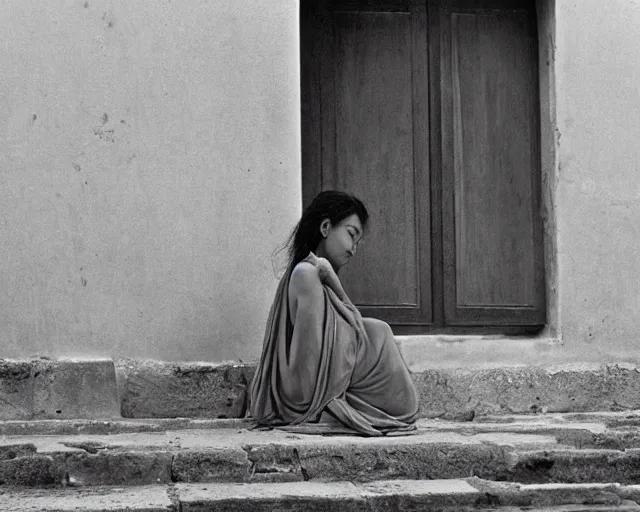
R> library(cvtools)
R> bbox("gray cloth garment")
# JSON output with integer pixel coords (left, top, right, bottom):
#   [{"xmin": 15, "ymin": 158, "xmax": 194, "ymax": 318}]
[{"xmin": 249, "ymin": 251, "xmax": 419, "ymax": 436}]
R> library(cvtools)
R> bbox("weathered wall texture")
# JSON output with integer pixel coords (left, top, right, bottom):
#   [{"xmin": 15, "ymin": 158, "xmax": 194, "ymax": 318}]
[
  {"xmin": 2, "ymin": 0, "xmax": 640, "ymax": 366},
  {"xmin": 553, "ymin": 0, "xmax": 640, "ymax": 359},
  {"xmin": 0, "ymin": 0, "xmax": 301, "ymax": 360}
]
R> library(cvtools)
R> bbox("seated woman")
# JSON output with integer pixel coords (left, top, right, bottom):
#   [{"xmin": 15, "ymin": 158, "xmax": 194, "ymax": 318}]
[{"xmin": 249, "ymin": 191, "xmax": 419, "ymax": 436}]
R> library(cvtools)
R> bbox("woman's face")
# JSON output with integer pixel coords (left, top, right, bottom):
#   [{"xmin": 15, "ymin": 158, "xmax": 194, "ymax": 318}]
[{"xmin": 316, "ymin": 213, "xmax": 364, "ymax": 271}]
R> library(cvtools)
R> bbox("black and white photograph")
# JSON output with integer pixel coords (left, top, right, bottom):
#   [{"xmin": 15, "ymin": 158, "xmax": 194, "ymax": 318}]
[{"xmin": 2, "ymin": 0, "xmax": 640, "ymax": 510}]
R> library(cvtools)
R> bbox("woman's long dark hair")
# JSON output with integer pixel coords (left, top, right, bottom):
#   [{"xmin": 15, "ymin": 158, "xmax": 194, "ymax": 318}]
[{"xmin": 273, "ymin": 190, "xmax": 369, "ymax": 274}]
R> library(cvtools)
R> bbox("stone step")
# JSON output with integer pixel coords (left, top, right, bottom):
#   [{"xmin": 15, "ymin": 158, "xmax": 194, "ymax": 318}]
[
  {"xmin": 6, "ymin": 357, "xmax": 640, "ymax": 421},
  {"xmin": 1, "ymin": 416, "xmax": 635, "ymax": 448},
  {"xmin": 109, "ymin": 360, "xmax": 640, "ymax": 421},
  {"xmin": 3, "ymin": 416, "xmax": 640, "ymax": 487},
  {"xmin": 2, "ymin": 413, "xmax": 640, "ymax": 450},
  {"xmin": 3, "ymin": 480, "xmax": 640, "ymax": 512}
]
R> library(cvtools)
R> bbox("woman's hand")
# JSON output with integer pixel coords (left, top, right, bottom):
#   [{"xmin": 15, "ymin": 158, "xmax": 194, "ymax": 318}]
[
  {"xmin": 315, "ymin": 256, "xmax": 334, "ymax": 282},
  {"xmin": 307, "ymin": 252, "xmax": 367, "ymax": 342},
  {"xmin": 310, "ymin": 254, "xmax": 351, "ymax": 304},
  {"xmin": 305, "ymin": 252, "xmax": 331, "ymax": 279}
]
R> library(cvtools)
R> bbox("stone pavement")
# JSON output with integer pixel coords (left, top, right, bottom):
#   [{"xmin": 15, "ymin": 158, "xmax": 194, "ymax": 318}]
[
  {"xmin": 3, "ymin": 480, "xmax": 640, "ymax": 511},
  {"xmin": 3, "ymin": 412, "xmax": 640, "ymax": 510}
]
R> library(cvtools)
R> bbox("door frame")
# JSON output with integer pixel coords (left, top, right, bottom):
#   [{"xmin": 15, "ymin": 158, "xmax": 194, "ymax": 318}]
[{"xmin": 299, "ymin": 0, "xmax": 552, "ymax": 335}]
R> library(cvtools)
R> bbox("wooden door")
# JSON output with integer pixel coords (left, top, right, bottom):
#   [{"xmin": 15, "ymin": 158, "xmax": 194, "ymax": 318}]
[
  {"xmin": 301, "ymin": 0, "xmax": 546, "ymax": 331},
  {"xmin": 433, "ymin": 0, "xmax": 546, "ymax": 325},
  {"xmin": 301, "ymin": 0, "xmax": 433, "ymax": 325}
]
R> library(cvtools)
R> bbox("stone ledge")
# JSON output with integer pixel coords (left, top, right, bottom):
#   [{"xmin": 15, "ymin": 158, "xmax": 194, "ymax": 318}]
[
  {"xmin": 0, "ymin": 360, "xmax": 33, "ymax": 420},
  {"xmin": 0, "ymin": 485, "xmax": 174, "ymax": 512},
  {"xmin": 6, "ymin": 416, "xmax": 640, "ymax": 486},
  {"xmin": 0, "ymin": 358, "xmax": 119, "ymax": 421},
  {"xmin": 3, "ymin": 480, "xmax": 640, "ymax": 512},
  {"xmin": 116, "ymin": 359, "xmax": 253, "ymax": 419},
  {"xmin": 0, "ymin": 418, "xmax": 251, "ymax": 436},
  {"xmin": 413, "ymin": 363, "xmax": 640, "ymax": 419},
  {"xmin": 115, "ymin": 359, "xmax": 640, "ymax": 420},
  {"xmin": 5, "ymin": 358, "xmax": 640, "ymax": 421}
]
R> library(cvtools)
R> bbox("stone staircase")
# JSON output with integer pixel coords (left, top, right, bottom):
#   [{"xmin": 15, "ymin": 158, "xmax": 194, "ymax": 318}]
[{"xmin": 3, "ymin": 357, "xmax": 640, "ymax": 510}]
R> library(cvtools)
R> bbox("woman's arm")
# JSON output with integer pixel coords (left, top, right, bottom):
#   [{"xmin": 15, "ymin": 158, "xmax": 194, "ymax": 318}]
[
  {"xmin": 284, "ymin": 262, "xmax": 325, "ymax": 405},
  {"xmin": 289, "ymin": 262, "xmax": 324, "ymax": 320}
]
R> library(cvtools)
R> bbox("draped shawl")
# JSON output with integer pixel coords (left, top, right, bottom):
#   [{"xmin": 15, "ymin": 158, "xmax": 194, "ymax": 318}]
[{"xmin": 249, "ymin": 252, "xmax": 419, "ymax": 436}]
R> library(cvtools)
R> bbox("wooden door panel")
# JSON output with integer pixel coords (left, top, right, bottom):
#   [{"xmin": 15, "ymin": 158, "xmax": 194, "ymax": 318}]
[
  {"xmin": 438, "ymin": 3, "xmax": 546, "ymax": 325},
  {"xmin": 302, "ymin": 0, "xmax": 432, "ymax": 324},
  {"xmin": 300, "ymin": 2, "xmax": 323, "ymax": 210},
  {"xmin": 334, "ymin": 11, "xmax": 417, "ymax": 307},
  {"xmin": 453, "ymin": 12, "xmax": 537, "ymax": 307}
]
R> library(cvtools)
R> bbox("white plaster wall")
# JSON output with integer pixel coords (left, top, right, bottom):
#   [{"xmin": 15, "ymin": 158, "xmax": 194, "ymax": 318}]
[
  {"xmin": 0, "ymin": 0, "xmax": 301, "ymax": 361},
  {"xmin": 554, "ymin": 0, "xmax": 640, "ymax": 359},
  {"xmin": 3, "ymin": 0, "xmax": 640, "ymax": 366}
]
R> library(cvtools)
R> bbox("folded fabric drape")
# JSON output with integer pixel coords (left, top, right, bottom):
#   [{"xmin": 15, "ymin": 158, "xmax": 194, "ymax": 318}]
[{"xmin": 249, "ymin": 252, "xmax": 419, "ymax": 436}]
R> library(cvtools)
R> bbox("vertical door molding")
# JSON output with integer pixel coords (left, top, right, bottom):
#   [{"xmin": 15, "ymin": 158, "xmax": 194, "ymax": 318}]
[
  {"xmin": 302, "ymin": 0, "xmax": 433, "ymax": 324},
  {"xmin": 437, "ymin": 0, "xmax": 546, "ymax": 325}
]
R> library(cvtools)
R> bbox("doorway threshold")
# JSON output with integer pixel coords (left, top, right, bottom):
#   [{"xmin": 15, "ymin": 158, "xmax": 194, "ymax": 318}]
[{"xmin": 394, "ymin": 334, "xmax": 563, "ymax": 372}]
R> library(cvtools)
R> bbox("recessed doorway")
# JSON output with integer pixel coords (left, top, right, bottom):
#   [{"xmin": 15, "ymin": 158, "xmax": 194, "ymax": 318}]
[{"xmin": 301, "ymin": 0, "xmax": 546, "ymax": 334}]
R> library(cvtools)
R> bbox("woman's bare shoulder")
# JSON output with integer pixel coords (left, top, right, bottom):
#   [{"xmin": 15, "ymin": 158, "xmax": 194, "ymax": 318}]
[
  {"xmin": 288, "ymin": 262, "xmax": 324, "ymax": 318},
  {"xmin": 290, "ymin": 261, "xmax": 320, "ymax": 291}
]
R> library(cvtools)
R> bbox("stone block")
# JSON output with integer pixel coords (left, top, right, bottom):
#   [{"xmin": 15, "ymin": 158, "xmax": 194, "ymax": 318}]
[
  {"xmin": 516, "ymin": 482, "xmax": 622, "ymax": 508},
  {"xmin": 176, "ymin": 481, "xmax": 367, "ymax": 512},
  {"xmin": 0, "ymin": 443, "xmax": 37, "ymax": 460},
  {"xmin": 172, "ymin": 448, "xmax": 252, "ymax": 483},
  {"xmin": 537, "ymin": 503, "xmax": 640, "ymax": 512},
  {"xmin": 294, "ymin": 441, "xmax": 511, "ymax": 482},
  {"xmin": 507, "ymin": 448, "xmax": 640, "ymax": 485},
  {"xmin": 0, "ymin": 485, "xmax": 174, "ymax": 512},
  {"xmin": 32, "ymin": 358, "xmax": 120, "ymax": 420},
  {"xmin": 60, "ymin": 451, "xmax": 173, "ymax": 486},
  {"xmin": 619, "ymin": 484, "xmax": 640, "ymax": 504},
  {"xmin": 118, "ymin": 359, "xmax": 254, "ymax": 419},
  {"xmin": 413, "ymin": 364, "xmax": 640, "ymax": 419},
  {"xmin": 243, "ymin": 444, "xmax": 306, "ymax": 483},
  {"xmin": 0, "ymin": 455, "xmax": 61, "ymax": 486},
  {"xmin": 361, "ymin": 479, "xmax": 481, "ymax": 511},
  {"xmin": 0, "ymin": 359, "xmax": 34, "ymax": 420}
]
